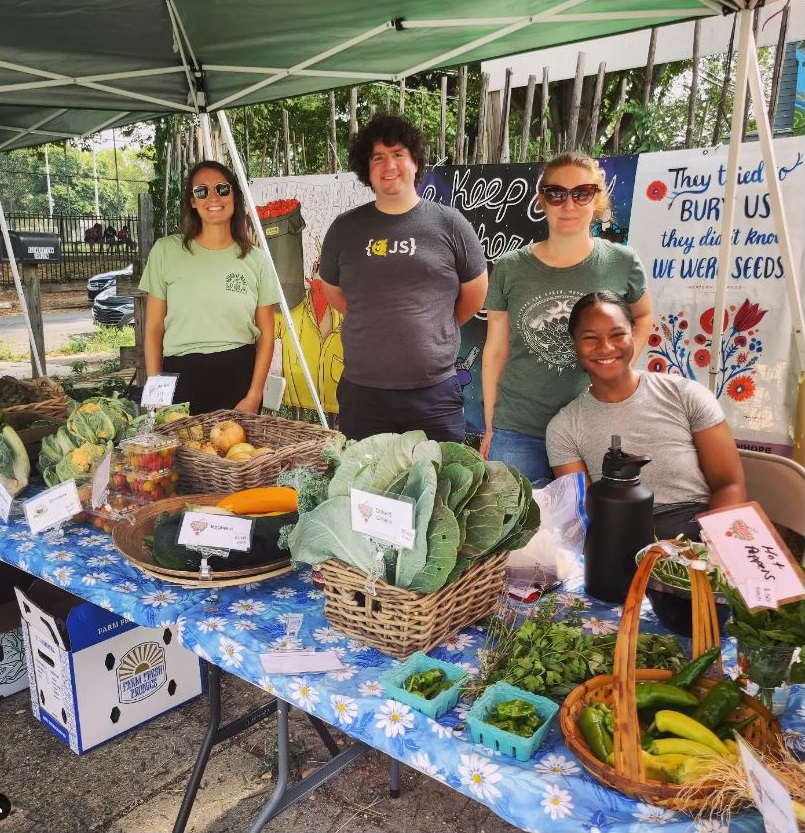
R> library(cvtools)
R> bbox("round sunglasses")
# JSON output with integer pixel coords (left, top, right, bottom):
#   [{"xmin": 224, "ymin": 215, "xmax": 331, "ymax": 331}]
[
  {"xmin": 192, "ymin": 182, "xmax": 232, "ymax": 200},
  {"xmin": 540, "ymin": 183, "xmax": 600, "ymax": 206}
]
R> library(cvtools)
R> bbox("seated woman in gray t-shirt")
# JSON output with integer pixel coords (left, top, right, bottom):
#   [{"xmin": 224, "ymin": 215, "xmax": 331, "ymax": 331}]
[{"xmin": 546, "ymin": 291, "xmax": 746, "ymax": 541}]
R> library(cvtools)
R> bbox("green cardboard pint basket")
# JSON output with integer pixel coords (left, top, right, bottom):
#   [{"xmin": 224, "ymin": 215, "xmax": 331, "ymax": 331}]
[
  {"xmin": 380, "ymin": 652, "xmax": 466, "ymax": 719},
  {"xmin": 466, "ymin": 680, "xmax": 558, "ymax": 761}
]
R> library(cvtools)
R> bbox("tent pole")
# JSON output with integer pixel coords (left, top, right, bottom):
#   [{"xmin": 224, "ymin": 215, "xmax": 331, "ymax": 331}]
[
  {"xmin": 215, "ymin": 109, "xmax": 330, "ymax": 429},
  {"xmin": 0, "ymin": 200, "xmax": 44, "ymax": 376},
  {"xmin": 744, "ymin": 22, "xmax": 805, "ymax": 371},
  {"xmin": 199, "ymin": 113, "xmax": 215, "ymax": 160},
  {"xmin": 708, "ymin": 6, "xmax": 752, "ymax": 395}
]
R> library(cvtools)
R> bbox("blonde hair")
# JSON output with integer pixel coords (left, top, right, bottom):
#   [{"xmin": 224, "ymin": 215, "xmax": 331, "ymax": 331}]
[{"xmin": 541, "ymin": 151, "xmax": 613, "ymax": 224}]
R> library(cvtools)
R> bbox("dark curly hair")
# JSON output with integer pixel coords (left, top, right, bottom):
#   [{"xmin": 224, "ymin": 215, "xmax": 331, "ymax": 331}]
[
  {"xmin": 179, "ymin": 160, "xmax": 253, "ymax": 258},
  {"xmin": 348, "ymin": 114, "xmax": 427, "ymax": 188},
  {"xmin": 568, "ymin": 291, "xmax": 635, "ymax": 338}
]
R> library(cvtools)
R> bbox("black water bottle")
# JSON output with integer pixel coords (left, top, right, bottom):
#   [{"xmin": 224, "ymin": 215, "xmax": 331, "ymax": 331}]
[{"xmin": 584, "ymin": 435, "xmax": 654, "ymax": 604}]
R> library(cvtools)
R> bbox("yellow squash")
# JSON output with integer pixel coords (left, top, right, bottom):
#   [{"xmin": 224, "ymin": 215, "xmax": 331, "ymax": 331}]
[{"xmin": 217, "ymin": 486, "xmax": 298, "ymax": 515}]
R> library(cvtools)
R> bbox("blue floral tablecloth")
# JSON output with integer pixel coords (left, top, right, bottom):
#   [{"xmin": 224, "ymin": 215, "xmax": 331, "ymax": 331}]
[{"xmin": 2, "ymin": 507, "xmax": 801, "ymax": 833}]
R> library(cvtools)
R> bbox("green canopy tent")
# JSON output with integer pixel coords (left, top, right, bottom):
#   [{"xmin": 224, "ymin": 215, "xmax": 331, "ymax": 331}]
[{"xmin": 0, "ymin": 0, "xmax": 800, "ymax": 423}]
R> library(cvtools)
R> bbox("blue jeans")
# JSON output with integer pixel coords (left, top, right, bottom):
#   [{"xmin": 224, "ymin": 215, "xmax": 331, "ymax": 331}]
[{"xmin": 488, "ymin": 427, "xmax": 553, "ymax": 488}]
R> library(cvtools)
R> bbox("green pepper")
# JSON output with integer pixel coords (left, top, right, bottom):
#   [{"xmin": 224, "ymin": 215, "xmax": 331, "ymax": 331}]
[
  {"xmin": 666, "ymin": 646, "xmax": 721, "ymax": 689},
  {"xmin": 690, "ymin": 680, "xmax": 743, "ymax": 730},
  {"xmin": 403, "ymin": 668, "xmax": 444, "ymax": 694},
  {"xmin": 486, "ymin": 700, "xmax": 543, "ymax": 737},
  {"xmin": 493, "ymin": 699, "xmax": 535, "ymax": 718},
  {"xmin": 714, "ymin": 713, "xmax": 758, "ymax": 739},
  {"xmin": 635, "ymin": 681, "xmax": 700, "ymax": 711},
  {"xmin": 577, "ymin": 703, "xmax": 614, "ymax": 763}
]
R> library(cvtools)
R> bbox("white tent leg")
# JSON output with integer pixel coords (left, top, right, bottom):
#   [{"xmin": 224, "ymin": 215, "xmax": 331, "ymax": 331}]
[
  {"xmin": 215, "ymin": 109, "xmax": 330, "ymax": 429},
  {"xmin": 0, "ymin": 199, "xmax": 44, "ymax": 377},
  {"xmin": 199, "ymin": 113, "xmax": 215, "ymax": 160},
  {"xmin": 744, "ymin": 23, "xmax": 805, "ymax": 370},
  {"xmin": 708, "ymin": 7, "xmax": 752, "ymax": 394}
]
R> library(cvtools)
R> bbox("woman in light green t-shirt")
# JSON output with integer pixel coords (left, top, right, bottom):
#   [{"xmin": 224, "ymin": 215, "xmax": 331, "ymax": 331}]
[{"xmin": 139, "ymin": 160, "xmax": 279, "ymax": 415}]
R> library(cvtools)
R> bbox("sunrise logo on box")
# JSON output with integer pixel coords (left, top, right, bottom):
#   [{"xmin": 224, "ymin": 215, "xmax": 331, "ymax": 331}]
[{"xmin": 116, "ymin": 642, "xmax": 167, "ymax": 703}]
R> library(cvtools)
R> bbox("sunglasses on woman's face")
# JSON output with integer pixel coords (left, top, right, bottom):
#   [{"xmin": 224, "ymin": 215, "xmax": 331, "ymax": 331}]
[
  {"xmin": 540, "ymin": 183, "xmax": 599, "ymax": 206},
  {"xmin": 192, "ymin": 182, "xmax": 232, "ymax": 200}
]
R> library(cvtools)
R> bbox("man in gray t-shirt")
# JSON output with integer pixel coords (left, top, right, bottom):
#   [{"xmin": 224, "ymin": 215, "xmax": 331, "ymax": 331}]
[{"xmin": 319, "ymin": 115, "xmax": 488, "ymax": 441}]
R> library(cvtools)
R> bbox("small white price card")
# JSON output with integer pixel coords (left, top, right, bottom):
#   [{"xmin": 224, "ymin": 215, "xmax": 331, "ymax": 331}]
[
  {"xmin": 141, "ymin": 373, "xmax": 178, "ymax": 408},
  {"xmin": 91, "ymin": 452, "xmax": 112, "ymax": 508},
  {"xmin": 259, "ymin": 650, "xmax": 344, "ymax": 674},
  {"xmin": 737, "ymin": 735, "xmax": 798, "ymax": 833},
  {"xmin": 697, "ymin": 502, "xmax": 805, "ymax": 610},
  {"xmin": 0, "ymin": 481, "xmax": 12, "ymax": 523},
  {"xmin": 23, "ymin": 480, "xmax": 81, "ymax": 534},
  {"xmin": 350, "ymin": 488, "xmax": 415, "ymax": 549},
  {"xmin": 178, "ymin": 511, "xmax": 253, "ymax": 551}
]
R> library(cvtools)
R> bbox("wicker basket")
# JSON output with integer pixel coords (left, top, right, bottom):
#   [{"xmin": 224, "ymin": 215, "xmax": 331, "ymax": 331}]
[
  {"xmin": 559, "ymin": 545, "xmax": 778, "ymax": 811},
  {"xmin": 319, "ymin": 550, "xmax": 509, "ymax": 659},
  {"xmin": 1, "ymin": 376, "xmax": 68, "ymax": 418},
  {"xmin": 154, "ymin": 409, "xmax": 337, "ymax": 493}
]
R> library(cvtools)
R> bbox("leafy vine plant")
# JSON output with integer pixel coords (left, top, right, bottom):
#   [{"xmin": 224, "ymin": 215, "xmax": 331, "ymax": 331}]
[{"xmin": 646, "ymin": 299, "xmax": 767, "ymax": 401}]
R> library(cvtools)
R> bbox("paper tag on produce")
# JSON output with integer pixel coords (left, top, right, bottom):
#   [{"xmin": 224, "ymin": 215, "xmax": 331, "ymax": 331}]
[
  {"xmin": 141, "ymin": 373, "xmax": 178, "ymax": 408},
  {"xmin": 259, "ymin": 650, "xmax": 344, "ymax": 674},
  {"xmin": 737, "ymin": 735, "xmax": 798, "ymax": 833},
  {"xmin": 23, "ymin": 480, "xmax": 81, "ymax": 534},
  {"xmin": 178, "ymin": 511, "xmax": 253, "ymax": 551},
  {"xmin": 91, "ymin": 452, "xmax": 112, "ymax": 508},
  {"xmin": 0, "ymin": 481, "xmax": 12, "ymax": 523},
  {"xmin": 696, "ymin": 502, "xmax": 805, "ymax": 609},
  {"xmin": 350, "ymin": 488, "xmax": 415, "ymax": 549}
]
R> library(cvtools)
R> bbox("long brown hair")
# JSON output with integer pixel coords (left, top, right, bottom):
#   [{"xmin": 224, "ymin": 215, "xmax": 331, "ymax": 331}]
[
  {"xmin": 540, "ymin": 151, "xmax": 613, "ymax": 225},
  {"xmin": 179, "ymin": 160, "xmax": 253, "ymax": 258}
]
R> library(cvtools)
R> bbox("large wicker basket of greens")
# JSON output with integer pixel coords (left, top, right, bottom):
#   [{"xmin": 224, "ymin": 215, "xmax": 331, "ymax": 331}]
[{"xmin": 286, "ymin": 431, "xmax": 540, "ymax": 658}]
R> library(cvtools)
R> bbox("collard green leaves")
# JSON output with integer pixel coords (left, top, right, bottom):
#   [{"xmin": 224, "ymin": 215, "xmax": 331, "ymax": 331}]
[{"xmin": 288, "ymin": 431, "xmax": 540, "ymax": 592}]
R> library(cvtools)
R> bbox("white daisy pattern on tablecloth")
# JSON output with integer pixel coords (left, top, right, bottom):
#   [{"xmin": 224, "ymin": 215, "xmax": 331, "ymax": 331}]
[
  {"xmin": 534, "ymin": 754, "xmax": 580, "ymax": 778},
  {"xmin": 313, "ymin": 626, "xmax": 342, "ymax": 644},
  {"xmin": 581, "ymin": 616, "xmax": 618, "ymax": 635},
  {"xmin": 86, "ymin": 553, "xmax": 119, "ymax": 566},
  {"xmin": 51, "ymin": 565, "xmax": 75, "ymax": 585},
  {"xmin": 46, "ymin": 550, "xmax": 73, "ymax": 563},
  {"xmin": 256, "ymin": 676, "xmax": 276, "ymax": 694},
  {"xmin": 218, "ymin": 636, "xmax": 244, "ymax": 668},
  {"xmin": 408, "ymin": 751, "xmax": 445, "ymax": 781},
  {"xmin": 441, "ymin": 633, "xmax": 475, "ymax": 651},
  {"xmin": 17, "ymin": 541, "xmax": 34, "ymax": 552},
  {"xmin": 270, "ymin": 636, "xmax": 303, "ymax": 652},
  {"xmin": 330, "ymin": 694, "xmax": 357, "ymax": 725},
  {"xmin": 82, "ymin": 570, "xmax": 111, "ymax": 585},
  {"xmin": 288, "ymin": 677, "xmax": 320, "ymax": 709},
  {"xmin": 111, "ymin": 581, "xmax": 138, "ymax": 593},
  {"xmin": 233, "ymin": 619, "xmax": 258, "ymax": 632},
  {"xmin": 328, "ymin": 666, "xmax": 357, "ymax": 682},
  {"xmin": 141, "ymin": 588, "xmax": 179, "ymax": 608},
  {"xmin": 272, "ymin": 586, "xmax": 296, "ymax": 599},
  {"xmin": 375, "ymin": 700, "xmax": 415, "ymax": 738},
  {"xmin": 198, "ymin": 616, "xmax": 227, "ymax": 632},
  {"xmin": 540, "ymin": 784, "xmax": 573, "ymax": 820},
  {"xmin": 693, "ymin": 818, "xmax": 730, "ymax": 833},
  {"xmin": 358, "ymin": 680, "xmax": 383, "ymax": 697},
  {"xmin": 430, "ymin": 722, "xmax": 454, "ymax": 739},
  {"xmin": 633, "ymin": 803, "xmax": 677, "ymax": 823},
  {"xmin": 228, "ymin": 599, "xmax": 266, "ymax": 616},
  {"xmin": 458, "ymin": 753, "xmax": 503, "ymax": 801},
  {"xmin": 306, "ymin": 589, "xmax": 325, "ymax": 600}
]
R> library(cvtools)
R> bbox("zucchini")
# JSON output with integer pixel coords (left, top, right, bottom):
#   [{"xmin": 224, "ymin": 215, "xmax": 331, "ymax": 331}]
[{"xmin": 150, "ymin": 509, "xmax": 297, "ymax": 572}]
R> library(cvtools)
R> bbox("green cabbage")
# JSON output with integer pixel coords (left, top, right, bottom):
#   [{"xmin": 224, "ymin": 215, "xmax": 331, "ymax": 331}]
[{"xmin": 0, "ymin": 424, "xmax": 30, "ymax": 497}]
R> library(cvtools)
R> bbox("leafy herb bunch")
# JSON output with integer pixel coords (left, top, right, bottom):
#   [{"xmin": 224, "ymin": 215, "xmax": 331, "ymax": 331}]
[{"xmin": 479, "ymin": 596, "xmax": 685, "ymax": 702}]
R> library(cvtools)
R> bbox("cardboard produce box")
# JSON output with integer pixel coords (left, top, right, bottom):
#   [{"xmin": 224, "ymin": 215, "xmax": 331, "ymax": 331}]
[{"xmin": 15, "ymin": 581, "xmax": 204, "ymax": 754}]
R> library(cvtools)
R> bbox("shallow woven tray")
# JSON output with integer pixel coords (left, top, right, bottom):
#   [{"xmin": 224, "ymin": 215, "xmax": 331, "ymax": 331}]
[
  {"xmin": 319, "ymin": 550, "xmax": 509, "ymax": 659},
  {"xmin": 154, "ymin": 409, "xmax": 336, "ymax": 493},
  {"xmin": 113, "ymin": 493, "xmax": 292, "ymax": 587},
  {"xmin": 559, "ymin": 545, "xmax": 778, "ymax": 811},
  {"xmin": 2, "ymin": 377, "xmax": 68, "ymax": 418}
]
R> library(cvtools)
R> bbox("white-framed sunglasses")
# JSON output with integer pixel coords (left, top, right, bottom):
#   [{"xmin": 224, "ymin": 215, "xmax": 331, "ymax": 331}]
[{"xmin": 192, "ymin": 182, "xmax": 232, "ymax": 199}]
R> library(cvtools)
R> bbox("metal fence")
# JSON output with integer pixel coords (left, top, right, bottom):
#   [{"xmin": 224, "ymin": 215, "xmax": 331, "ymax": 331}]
[{"xmin": 1, "ymin": 212, "xmax": 139, "ymax": 284}]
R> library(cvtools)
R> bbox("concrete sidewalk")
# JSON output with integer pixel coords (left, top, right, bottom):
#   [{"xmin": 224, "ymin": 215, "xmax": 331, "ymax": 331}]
[{"xmin": 0, "ymin": 671, "xmax": 517, "ymax": 833}]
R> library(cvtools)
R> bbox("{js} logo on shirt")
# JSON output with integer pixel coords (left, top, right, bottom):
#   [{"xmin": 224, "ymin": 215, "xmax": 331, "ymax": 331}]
[{"xmin": 365, "ymin": 238, "xmax": 416, "ymax": 257}]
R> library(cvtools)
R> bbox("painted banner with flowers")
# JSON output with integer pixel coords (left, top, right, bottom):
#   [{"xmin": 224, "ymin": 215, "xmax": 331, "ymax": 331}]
[{"xmin": 629, "ymin": 138, "xmax": 805, "ymax": 455}]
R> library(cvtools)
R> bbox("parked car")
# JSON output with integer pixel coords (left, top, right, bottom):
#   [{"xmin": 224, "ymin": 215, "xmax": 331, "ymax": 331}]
[
  {"xmin": 86, "ymin": 263, "xmax": 134, "ymax": 301},
  {"xmin": 92, "ymin": 284, "xmax": 135, "ymax": 326}
]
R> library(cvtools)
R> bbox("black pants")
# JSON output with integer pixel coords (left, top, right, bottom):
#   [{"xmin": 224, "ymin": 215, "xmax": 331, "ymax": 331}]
[
  {"xmin": 336, "ymin": 375, "xmax": 465, "ymax": 442},
  {"xmin": 162, "ymin": 344, "xmax": 255, "ymax": 415}
]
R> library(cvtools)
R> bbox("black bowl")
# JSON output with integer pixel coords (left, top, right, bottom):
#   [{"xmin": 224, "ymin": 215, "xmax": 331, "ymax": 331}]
[{"xmin": 646, "ymin": 575, "xmax": 731, "ymax": 638}]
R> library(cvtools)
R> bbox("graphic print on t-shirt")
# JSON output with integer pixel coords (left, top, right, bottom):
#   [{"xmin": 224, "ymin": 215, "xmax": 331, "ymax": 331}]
[
  {"xmin": 517, "ymin": 289, "xmax": 582, "ymax": 372},
  {"xmin": 225, "ymin": 272, "xmax": 248, "ymax": 293},
  {"xmin": 365, "ymin": 238, "xmax": 416, "ymax": 257}
]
